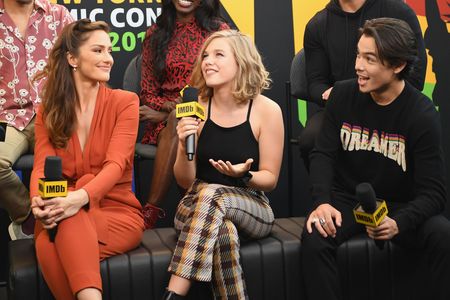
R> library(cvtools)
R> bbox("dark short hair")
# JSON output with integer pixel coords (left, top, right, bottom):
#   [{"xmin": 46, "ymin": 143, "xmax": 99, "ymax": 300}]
[{"xmin": 359, "ymin": 17, "xmax": 418, "ymax": 80}]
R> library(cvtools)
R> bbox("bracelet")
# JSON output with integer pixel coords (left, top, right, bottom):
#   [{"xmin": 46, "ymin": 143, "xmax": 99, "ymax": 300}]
[{"xmin": 235, "ymin": 171, "xmax": 253, "ymax": 187}]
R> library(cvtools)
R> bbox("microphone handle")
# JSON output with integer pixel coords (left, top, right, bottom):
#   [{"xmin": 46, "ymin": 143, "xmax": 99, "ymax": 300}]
[
  {"xmin": 44, "ymin": 194, "xmax": 58, "ymax": 243},
  {"xmin": 186, "ymin": 133, "xmax": 195, "ymax": 161},
  {"xmin": 49, "ymin": 227, "xmax": 58, "ymax": 242}
]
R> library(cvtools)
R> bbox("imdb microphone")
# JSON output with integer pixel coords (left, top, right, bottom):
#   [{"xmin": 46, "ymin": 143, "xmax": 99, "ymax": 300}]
[
  {"xmin": 176, "ymin": 86, "xmax": 205, "ymax": 160},
  {"xmin": 38, "ymin": 156, "xmax": 68, "ymax": 242},
  {"xmin": 353, "ymin": 182, "xmax": 388, "ymax": 249}
]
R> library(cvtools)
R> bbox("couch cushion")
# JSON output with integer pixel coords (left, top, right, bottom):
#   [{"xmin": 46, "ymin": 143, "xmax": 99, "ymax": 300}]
[
  {"xmin": 8, "ymin": 218, "xmax": 305, "ymax": 300},
  {"xmin": 337, "ymin": 233, "xmax": 427, "ymax": 300}
]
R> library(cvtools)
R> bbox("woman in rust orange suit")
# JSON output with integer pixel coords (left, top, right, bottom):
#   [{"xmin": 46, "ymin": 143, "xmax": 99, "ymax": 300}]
[{"xmin": 30, "ymin": 19, "xmax": 144, "ymax": 300}]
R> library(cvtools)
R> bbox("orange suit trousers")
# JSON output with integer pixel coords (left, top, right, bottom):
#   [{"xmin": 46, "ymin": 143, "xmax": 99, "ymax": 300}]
[{"xmin": 34, "ymin": 174, "xmax": 143, "ymax": 299}]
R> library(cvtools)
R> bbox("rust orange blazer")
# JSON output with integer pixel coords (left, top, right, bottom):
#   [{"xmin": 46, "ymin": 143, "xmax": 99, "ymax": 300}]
[{"xmin": 30, "ymin": 84, "xmax": 143, "ymax": 244}]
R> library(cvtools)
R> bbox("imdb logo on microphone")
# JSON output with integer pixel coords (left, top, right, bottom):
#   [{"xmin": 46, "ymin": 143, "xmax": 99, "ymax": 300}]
[
  {"xmin": 38, "ymin": 179, "xmax": 68, "ymax": 198},
  {"xmin": 175, "ymin": 102, "xmax": 205, "ymax": 120},
  {"xmin": 353, "ymin": 200, "xmax": 388, "ymax": 227}
]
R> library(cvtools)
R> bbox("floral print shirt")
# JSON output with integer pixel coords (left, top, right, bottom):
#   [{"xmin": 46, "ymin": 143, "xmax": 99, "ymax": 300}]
[{"xmin": 0, "ymin": 0, "xmax": 73, "ymax": 130}]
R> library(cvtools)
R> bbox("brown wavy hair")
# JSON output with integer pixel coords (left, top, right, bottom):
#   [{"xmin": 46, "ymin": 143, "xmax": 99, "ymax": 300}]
[
  {"xmin": 34, "ymin": 19, "xmax": 110, "ymax": 148},
  {"xmin": 190, "ymin": 30, "xmax": 271, "ymax": 103}
]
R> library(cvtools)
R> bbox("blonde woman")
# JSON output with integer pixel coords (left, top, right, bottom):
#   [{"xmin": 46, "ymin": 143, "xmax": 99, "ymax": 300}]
[{"xmin": 163, "ymin": 30, "xmax": 284, "ymax": 299}]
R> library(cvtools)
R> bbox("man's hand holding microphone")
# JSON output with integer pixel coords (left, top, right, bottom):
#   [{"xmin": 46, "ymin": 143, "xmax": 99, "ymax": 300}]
[{"xmin": 354, "ymin": 183, "xmax": 398, "ymax": 249}]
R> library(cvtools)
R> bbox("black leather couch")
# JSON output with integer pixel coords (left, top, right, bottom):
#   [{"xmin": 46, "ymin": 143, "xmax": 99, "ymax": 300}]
[
  {"xmin": 337, "ymin": 234, "xmax": 427, "ymax": 300},
  {"xmin": 8, "ymin": 218, "xmax": 304, "ymax": 300},
  {"xmin": 8, "ymin": 217, "xmax": 427, "ymax": 300}
]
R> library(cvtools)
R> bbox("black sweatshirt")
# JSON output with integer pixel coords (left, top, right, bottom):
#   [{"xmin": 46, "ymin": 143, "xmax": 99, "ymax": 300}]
[
  {"xmin": 310, "ymin": 79, "xmax": 446, "ymax": 233},
  {"xmin": 304, "ymin": 0, "xmax": 427, "ymax": 106}
]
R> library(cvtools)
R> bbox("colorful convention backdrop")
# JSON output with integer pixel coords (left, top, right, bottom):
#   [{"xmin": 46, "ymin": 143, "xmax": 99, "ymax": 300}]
[{"xmin": 51, "ymin": 0, "xmax": 450, "ymax": 217}]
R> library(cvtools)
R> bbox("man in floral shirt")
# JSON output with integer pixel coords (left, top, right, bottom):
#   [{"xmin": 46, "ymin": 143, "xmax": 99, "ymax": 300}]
[{"xmin": 0, "ymin": 0, "xmax": 73, "ymax": 239}]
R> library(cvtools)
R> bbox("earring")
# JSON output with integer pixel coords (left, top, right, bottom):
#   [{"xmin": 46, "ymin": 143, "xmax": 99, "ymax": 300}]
[{"xmin": 71, "ymin": 65, "xmax": 77, "ymax": 72}]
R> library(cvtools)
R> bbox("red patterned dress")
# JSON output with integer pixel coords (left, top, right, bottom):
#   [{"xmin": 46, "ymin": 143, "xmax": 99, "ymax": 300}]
[{"xmin": 140, "ymin": 18, "xmax": 228, "ymax": 144}]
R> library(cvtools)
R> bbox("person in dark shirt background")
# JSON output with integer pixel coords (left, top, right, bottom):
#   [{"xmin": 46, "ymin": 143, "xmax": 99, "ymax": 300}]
[
  {"xmin": 425, "ymin": 0, "xmax": 450, "ymax": 218},
  {"xmin": 301, "ymin": 18, "xmax": 450, "ymax": 300}
]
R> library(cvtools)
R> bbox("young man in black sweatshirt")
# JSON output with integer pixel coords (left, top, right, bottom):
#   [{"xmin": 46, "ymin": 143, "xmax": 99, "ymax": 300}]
[
  {"xmin": 301, "ymin": 18, "xmax": 450, "ymax": 300},
  {"xmin": 299, "ymin": 0, "xmax": 427, "ymax": 169}
]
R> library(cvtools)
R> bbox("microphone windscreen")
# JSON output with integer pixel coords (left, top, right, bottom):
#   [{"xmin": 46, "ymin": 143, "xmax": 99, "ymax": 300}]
[
  {"xmin": 182, "ymin": 87, "xmax": 198, "ymax": 103},
  {"xmin": 355, "ymin": 182, "xmax": 377, "ymax": 213},
  {"xmin": 44, "ymin": 156, "xmax": 63, "ymax": 180}
]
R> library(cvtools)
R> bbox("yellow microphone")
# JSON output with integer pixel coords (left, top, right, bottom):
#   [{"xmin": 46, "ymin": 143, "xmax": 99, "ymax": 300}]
[
  {"xmin": 176, "ymin": 86, "xmax": 205, "ymax": 120},
  {"xmin": 176, "ymin": 87, "xmax": 205, "ymax": 160},
  {"xmin": 353, "ymin": 183, "xmax": 388, "ymax": 227},
  {"xmin": 353, "ymin": 183, "xmax": 388, "ymax": 249}
]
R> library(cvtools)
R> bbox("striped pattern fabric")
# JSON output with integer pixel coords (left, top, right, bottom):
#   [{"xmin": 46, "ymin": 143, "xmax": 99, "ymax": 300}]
[{"xmin": 169, "ymin": 179, "xmax": 274, "ymax": 299}]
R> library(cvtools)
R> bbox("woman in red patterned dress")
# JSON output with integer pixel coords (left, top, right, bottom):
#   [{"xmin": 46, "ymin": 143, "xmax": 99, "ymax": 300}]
[{"xmin": 139, "ymin": 0, "xmax": 229, "ymax": 228}]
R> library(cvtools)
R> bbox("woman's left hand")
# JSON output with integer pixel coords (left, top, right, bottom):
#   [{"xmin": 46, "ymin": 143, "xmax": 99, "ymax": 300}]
[
  {"xmin": 44, "ymin": 189, "xmax": 90, "ymax": 223},
  {"xmin": 209, "ymin": 158, "xmax": 254, "ymax": 178}
]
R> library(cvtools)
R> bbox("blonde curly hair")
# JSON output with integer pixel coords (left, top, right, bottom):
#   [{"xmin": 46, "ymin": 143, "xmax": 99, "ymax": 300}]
[{"xmin": 190, "ymin": 29, "xmax": 271, "ymax": 103}]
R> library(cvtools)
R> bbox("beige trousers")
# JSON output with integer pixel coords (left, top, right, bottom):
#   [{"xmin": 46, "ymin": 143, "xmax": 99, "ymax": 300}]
[{"xmin": 0, "ymin": 118, "xmax": 35, "ymax": 223}]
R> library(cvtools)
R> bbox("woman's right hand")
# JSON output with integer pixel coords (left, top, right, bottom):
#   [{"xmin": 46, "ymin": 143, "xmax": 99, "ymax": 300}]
[
  {"xmin": 209, "ymin": 158, "xmax": 254, "ymax": 178},
  {"xmin": 31, "ymin": 196, "xmax": 63, "ymax": 229},
  {"xmin": 44, "ymin": 189, "xmax": 89, "ymax": 223},
  {"xmin": 176, "ymin": 116, "xmax": 201, "ymax": 148},
  {"xmin": 139, "ymin": 105, "xmax": 168, "ymax": 123}
]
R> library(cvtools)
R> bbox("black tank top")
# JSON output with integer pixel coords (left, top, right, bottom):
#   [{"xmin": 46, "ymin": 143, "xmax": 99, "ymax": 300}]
[{"xmin": 196, "ymin": 98, "xmax": 259, "ymax": 186}]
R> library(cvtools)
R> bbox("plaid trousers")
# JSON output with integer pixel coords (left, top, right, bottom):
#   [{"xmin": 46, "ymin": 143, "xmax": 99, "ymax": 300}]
[{"xmin": 168, "ymin": 179, "xmax": 274, "ymax": 299}]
